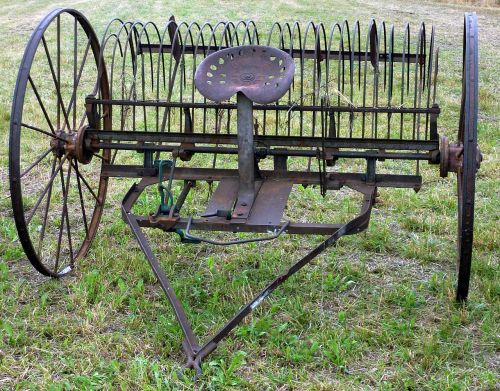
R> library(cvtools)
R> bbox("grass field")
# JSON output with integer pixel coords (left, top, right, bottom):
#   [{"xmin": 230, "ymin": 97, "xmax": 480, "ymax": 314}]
[{"xmin": 0, "ymin": 0, "xmax": 499, "ymax": 389}]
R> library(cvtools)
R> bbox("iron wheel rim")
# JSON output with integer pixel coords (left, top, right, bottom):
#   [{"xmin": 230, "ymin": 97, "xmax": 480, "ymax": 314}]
[
  {"xmin": 9, "ymin": 8, "xmax": 111, "ymax": 277},
  {"xmin": 455, "ymin": 12, "xmax": 479, "ymax": 301}
]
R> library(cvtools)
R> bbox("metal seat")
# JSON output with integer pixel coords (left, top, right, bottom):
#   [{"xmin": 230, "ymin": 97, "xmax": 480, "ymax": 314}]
[{"xmin": 194, "ymin": 45, "xmax": 294, "ymax": 104}]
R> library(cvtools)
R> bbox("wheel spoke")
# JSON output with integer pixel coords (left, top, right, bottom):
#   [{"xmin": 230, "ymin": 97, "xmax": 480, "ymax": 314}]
[
  {"xmin": 63, "ymin": 37, "xmax": 92, "ymax": 131},
  {"xmin": 25, "ymin": 154, "xmax": 67, "ymax": 226},
  {"xmin": 63, "ymin": 161, "xmax": 75, "ymax": 266},
  {"xmin": 57, "ymin": 16, "xmax": 61, "ymax": 128},
  {"xmin": 37, "ymin": 157, "xmax": 57, "ymax": 257},
  {"xmin": 28, "ymin": 76, "xmax": 55, "ymax": 134},
  {"xmin": 73, "ymin": 19, "xmax": 77, "ymax": 130},
  {"xmin": 74, "ymin": 160, "xmax": 89, "ymax": 237},
  {"xmin": 41, "ymin": 35, "xmax": 71, "ymax": 130},
  {"xmin": 111, "ymin": 149, "xmax": 119, "ymax": 164},
  {"xmin": 21, "ymin": 122, "xmax": 64, "ymax": 141},
  {"xmin": 92, "ymin": 153, "xmax": 108, "ymax": 162},
  {"xmin": 55, "ymin": 160, "xmax": 73, "ymax": 272},
  {"xmin": 71, "ymin": 160, "xmax": 101, "ymax": 204},
  {"xmin": 20, "ymin": 147, "xmax": 54, "ymax": 178},
  {"xmin": 78, "ymin": 109, "xmax": 88, "ymax": 131}
]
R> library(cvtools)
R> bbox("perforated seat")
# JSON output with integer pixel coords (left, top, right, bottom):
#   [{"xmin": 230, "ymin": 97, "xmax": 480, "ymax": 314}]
[{"xmin": 194, "ymin": 45, "xmax": 295, "ymax": 104}]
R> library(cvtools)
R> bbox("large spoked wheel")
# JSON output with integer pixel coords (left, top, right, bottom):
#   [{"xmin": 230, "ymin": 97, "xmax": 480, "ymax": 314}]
[
  {"xmin": 9, "ymin": 9, "xmax": 110, "ymax": 277},
  {"xmin": 455, "ymin": 13, "xmax": 480, "ymax": 301}
]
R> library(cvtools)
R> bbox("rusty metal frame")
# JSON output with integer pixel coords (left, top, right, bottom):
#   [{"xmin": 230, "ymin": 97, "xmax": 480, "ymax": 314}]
[
  {"xmin": 121, "ymin": 172, "xmax": 376, "ymax": 372},
  {"xmin": 8, "ymin": 8, "xmax": 481, "ymax": 376}
]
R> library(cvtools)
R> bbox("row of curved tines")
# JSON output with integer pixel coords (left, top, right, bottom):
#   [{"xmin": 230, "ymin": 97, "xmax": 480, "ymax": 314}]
[{"xmin": 97, "ymin": 18, "xmax": 438, "ymax": 141}]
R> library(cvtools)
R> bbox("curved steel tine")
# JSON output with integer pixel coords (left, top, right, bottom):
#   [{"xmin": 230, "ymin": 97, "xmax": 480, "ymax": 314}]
[
  {"xmin": 275, "ymin": 22, "xmax": 288, "ymax": 136},
  {"xmin": 206, "ymin": 21, "xmax": 231, "ymax": 168},
  {"xmin": 424, "ymin": 25, "xmax": 436, "ymax": 139},
  {"xmin": 238, "ymin": 20, "xmax": 250, "ymax": 45},
  {"xmin": 329, "ymin": 22, "xmax": 341, "ymax": 135},
  {"xmin": 136, "ymin": 22, "xmax": 158, "ymax": 131},
  {"xmin": 136, "ymin": 21, "xmax": 162, "ymax": 132},
  {"xmin": 121, "ymin": 22, "xmax": 145, "ymax": 131},
  {"xmin": 341, "ymin": 20, "xmax": 352, "ymax": 137},
  {"xmin": 283, "ymin": 22, "xmax": 295, "ymax": 137},
  {"xmin": 93, "ymin": 32, "xmax": 120, "ymax": 152},
  {"xmin": 266, "ymin": 21, "xmax": 283, "ymax": 136},
  {"xmin": 271, "ymin": 21, "xmax": 294, "ymax": 135},
  {"xmin": 210, "ymin": 19, "xmax": 235, "ymax": 142},
  {"xmin": 301, "ymin": 21, "xmax": 317, "ymax": 138},
  {"xmin": 309, "ymin": 22, "xmax": 318, "ymax": 139},
  {"xmin": 179, "ymin": 22, "xmax": 202, "ymax": 132},
  {"xmin": 372, "ymin": 21, "xmax": 381, "ymax": 138},
  {"xmin": 223, "ymin": 24, "xmax": 234, "ymax": 136},
  {"xmin": 400, "ymin": 23, "xmax": 410, "ymax": 139},
  {"xmin": 175, "ymin": 22, "xmax": 188, "ymax": 133},
  {"xmin": 294, "ymin": 21, "xmax": 303, "ymax": 129},
  {"xmin": 110, "ymin": 22, "xmax": 132, "ymax": 130},
  {"xmin": 247, "ymin": 20, "xmax": 259, "ymax": 45},
  {"xmin": 432, "ymin": 47, "xmax": 439, "ymax": 107},
  {"xmin": 205, "ymin": 20, "xmax": 225, "ymax": 53},
  {"xmin": 191, "ymin": 22, "xmax": 213, "ymax": 134},
  {"xmin": 310, "ymin": 23, "xmax": 326, "ymax": 138},
  {"xmin": 362, "ymin": 19, "xmax": 376, "ymax": 137},
  {"xmin": 220, "ymin": 21, "xmax": 235, "ymax": 47},
  {"xmin": 92, "ymin": 17, "xmax": 124, "ymax": 97},
  {"xmin": 413, "ymin": 22, "xmax": 425, "ymax": 141},
  {"xmin": 181, "ymin": 23, "xmax": 198, "ymax": 131},
  {"xmin": 100, "ymin": 17, "xmax": 126, "ymax": 49},
  {"xmin": 231, "ymin": 20, "xmax": 247, "ymax": 46},
  {"xmin": 200, "ymin": 22, "xmax": 218, "ymax": 134},
  {"xmin": 118, "ymin": 22, "xmax": 143, "ymax": 132},
  {"xmin": 153, "ymin": 18, "xmax": 176, "ymax": 132},
  {"xmin": 387, "ymin": 24, "xmax": 395, "ymax": 138},
  {"xmin": 167, "ymin": 20, "xmax": 183, "ymax": 134},
  {"xmin": 406, "ymin": 24, "xmax": 411, "ymax": 95},
  {"xmin": 353, "ymin": 20, "xmax": 361, "ymax": 91},
  {"xmin": 349, "ymin": 20, "xmax": 360, "ymax": 138},
  {"xmin": 107, "ymin": 22, "xmax": 130, "ymax": 102},
  {"xmin": 379, "ymin": 21, "xmax": 387, "ymax": 92},
  {"xmin": 156, "ymin": 18, "xmax": 181, "ymax": 134}
]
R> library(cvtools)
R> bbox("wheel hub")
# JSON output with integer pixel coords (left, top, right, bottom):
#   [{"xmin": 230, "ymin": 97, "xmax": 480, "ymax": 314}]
[
  {"xmin": 51, "ymin": 126, "xmax": 96, "ymax": 164},
  {"xmin": 439, "ymin": 135, "xmax": 482, "ymax": 178}
]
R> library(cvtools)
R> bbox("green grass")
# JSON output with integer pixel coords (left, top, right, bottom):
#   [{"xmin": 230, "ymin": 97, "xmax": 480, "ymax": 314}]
[{"xmin": 0, "ymin": 0, "xmax": 499, "ymax": 389}]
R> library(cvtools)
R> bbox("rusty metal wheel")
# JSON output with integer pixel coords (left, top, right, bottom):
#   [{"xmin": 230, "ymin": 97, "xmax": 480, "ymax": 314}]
[
  {"xmin": 455, "ymin": 13, "xmax": 480, "ymax": 301},
  {"xmin": 9, "ymin": 9, "xmax": 110, "ymax": 277}
]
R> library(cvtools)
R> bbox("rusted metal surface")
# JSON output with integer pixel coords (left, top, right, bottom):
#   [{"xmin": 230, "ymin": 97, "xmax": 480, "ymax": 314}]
[
  {"xmin": 9, "ymin": 8, "xmax": 481, "ymax": 374},
  {"xmin": 194, "ymin": 45, "xmax": 295, "ymax": 104},
  {"xmin": 122, "ymin": 177, "xmax": 376, "ymax": 372},
  {"xmin": 233, "ymin": 92, "xmax": 257, "ymax": 219},
  {"xmin": 246, "ymin": 179, "xmax": 293, "ymax": 226},
  {"xmin": 440, "ymin": 135, "xmax": 482, "ymax": 178}
]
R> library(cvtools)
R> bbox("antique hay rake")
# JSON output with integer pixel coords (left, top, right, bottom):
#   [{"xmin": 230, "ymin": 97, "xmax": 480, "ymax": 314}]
[{"xmin": 9, "ymin": 9, "xmax": 481, "ymax": 371}]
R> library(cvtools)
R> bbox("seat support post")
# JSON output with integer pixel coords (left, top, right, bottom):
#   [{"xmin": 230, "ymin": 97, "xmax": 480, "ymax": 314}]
[{"xmin": 233, "ymin": 91, "xmax": 256, "ymax": 218}]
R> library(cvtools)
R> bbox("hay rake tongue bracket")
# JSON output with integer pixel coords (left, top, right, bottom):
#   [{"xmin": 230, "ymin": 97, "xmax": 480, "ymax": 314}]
[{"xmin": 9, "ymin": 8, "xmax": 481, "ymax": 372}]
